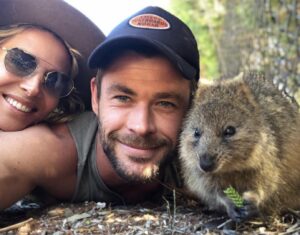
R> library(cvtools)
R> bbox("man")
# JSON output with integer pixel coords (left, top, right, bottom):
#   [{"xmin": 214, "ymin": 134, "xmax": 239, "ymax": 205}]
[{"xmin": 0, "ymin": 6, "xmax": 199, "ymax": 209}]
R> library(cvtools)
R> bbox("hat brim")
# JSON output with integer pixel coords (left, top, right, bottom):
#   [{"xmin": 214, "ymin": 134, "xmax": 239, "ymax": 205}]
[
  {"xmin": 88, "ymin": 36, "xmax": 197, "ymax": 80},
  {"xmin": 0, "ymin": 0, "xmax": 105, "ymax": 109}
]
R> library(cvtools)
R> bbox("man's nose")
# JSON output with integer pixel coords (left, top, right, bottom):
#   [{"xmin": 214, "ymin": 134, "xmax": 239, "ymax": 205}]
[
  {"xmin": 126, "ymin": 104, "xmax": 156, "ymax": 136},
  {"xmin": 20, "ymin": 75, "xmax": 43, "ymax": 97}
]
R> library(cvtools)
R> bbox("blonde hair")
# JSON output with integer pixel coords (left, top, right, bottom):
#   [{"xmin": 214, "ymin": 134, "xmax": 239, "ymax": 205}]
[{"xmin": 0, "ymin": 24, "xmax": 85, "ymax": 124}]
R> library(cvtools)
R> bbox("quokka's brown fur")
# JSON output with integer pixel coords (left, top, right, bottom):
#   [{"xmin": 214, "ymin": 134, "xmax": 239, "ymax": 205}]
[{"xmin": 179, "ymin": 72, "xmax": 300, "ymax": 221}]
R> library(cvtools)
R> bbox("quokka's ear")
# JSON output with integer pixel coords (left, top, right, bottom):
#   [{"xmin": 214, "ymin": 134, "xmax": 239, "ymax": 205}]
[
  {"xmin": 194, "ymin": 80, "xmax": 214, "ymax": 100},
  {"xmin": 242, "ymin": 70, "xmax": 298, "ymax": 113},
  {"xmin": 242, "ymin": 70, "xmax": 277, "ymax": 97}
]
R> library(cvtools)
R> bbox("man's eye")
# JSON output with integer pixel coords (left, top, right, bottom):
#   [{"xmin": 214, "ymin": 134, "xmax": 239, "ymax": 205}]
[
  {"xmin": 158, "ymin": 101, "xmax": 176, "ymax": 108},
  {"xmin": 113, "ymin": 96, "xmax": 130, "ymax": 102}
]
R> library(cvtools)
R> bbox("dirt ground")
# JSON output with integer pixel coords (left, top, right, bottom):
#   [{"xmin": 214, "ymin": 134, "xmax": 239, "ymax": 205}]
[{"xmin": 1, "ymin": 197, "xmax": 300, "ymax": 235}]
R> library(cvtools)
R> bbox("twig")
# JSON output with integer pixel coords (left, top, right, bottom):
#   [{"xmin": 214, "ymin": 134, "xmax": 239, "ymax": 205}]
[
  {"xmin": 172, "ymin": 189, "xmax": 176, "ymax": 235},
  {"xmin": 279, "ymin": 226, "xmax": 300, "ymax": 235},
  {"xmin": 0, "ymin": 218, "xmax": 33, "ymax": 233},
  {"xmin": 217, "ymin": 218, "xmax": 233, "ymax": 229},
  {"xmin": 286, "ymin": 208, "xmax": 300, "ymax": 218}
]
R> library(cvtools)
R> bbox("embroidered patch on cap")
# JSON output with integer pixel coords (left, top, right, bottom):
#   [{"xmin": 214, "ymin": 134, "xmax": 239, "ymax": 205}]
[{"xmin": 129, "ymin": 14, "xmax": 170, "ymax": 30}]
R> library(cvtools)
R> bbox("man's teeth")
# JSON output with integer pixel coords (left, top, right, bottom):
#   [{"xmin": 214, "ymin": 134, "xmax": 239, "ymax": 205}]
[{"xmin": 6, "ymin": 97, "xmax": 32, "ymax": 113}]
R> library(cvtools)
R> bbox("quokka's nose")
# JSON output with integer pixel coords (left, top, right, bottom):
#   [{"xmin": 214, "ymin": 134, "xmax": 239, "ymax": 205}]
[{"xmin": 199, "ymin": 153, "xmax": 216, "ymax": 172}]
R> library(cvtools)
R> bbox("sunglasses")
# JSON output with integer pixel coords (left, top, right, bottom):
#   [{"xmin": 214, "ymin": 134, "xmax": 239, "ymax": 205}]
[{"xmin": 1, "ymin": 47, "xmax": 74, "ymax": 98}]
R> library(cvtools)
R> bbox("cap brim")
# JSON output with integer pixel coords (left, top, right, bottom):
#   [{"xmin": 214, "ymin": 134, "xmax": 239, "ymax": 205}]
[
  {"xmin": 88, "ymin": 36, "xmax": 197, "ymax": 80},
  {"xmin": 0, "ymin": 0, "xmax": 105, "ymax": 109}
]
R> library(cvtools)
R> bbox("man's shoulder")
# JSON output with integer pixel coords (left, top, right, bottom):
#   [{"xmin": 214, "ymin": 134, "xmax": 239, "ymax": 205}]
[
  {"xmin": 38, "ymin": 112, "xmax": 97, "ymax": 141},
  {"xmin": 67, "ymin": 111, "xmax": 98, "ymax": 143},
  {"xmin": 67, "ymin": 111, "xmax": 97, "ymax": 130}
]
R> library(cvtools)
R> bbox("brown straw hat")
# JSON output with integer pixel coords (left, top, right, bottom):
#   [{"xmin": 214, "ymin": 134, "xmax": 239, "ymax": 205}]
[{"xmin": 0, "ymin": 0, "xmax": 105, "ymax": 109}]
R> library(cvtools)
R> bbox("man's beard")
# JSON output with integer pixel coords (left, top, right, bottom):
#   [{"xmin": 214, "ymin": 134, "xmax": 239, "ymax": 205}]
[{"xmin": 98, "ymin": 121, "xmax": 176, "ymax": 183}]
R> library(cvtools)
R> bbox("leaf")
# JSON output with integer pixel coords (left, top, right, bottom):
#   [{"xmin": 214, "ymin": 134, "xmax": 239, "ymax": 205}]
[{"xmin": 223, "ymin": 186, "xmax": 244, "ymax": 208}]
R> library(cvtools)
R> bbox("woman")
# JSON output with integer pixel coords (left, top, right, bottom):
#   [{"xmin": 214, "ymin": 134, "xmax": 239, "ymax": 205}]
[{"xmin": 0, "ymin": 0, "xmax": 105, "ymax": 131}]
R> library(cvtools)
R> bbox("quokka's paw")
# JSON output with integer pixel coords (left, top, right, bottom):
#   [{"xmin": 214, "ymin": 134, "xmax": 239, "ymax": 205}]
[
  {"xmin": 226, "ymin": 200, "xmax": 260, "ymax": 222},
  {"xmin": 238, "ymin": 200, "xmax": 260, "ymax": 220}
]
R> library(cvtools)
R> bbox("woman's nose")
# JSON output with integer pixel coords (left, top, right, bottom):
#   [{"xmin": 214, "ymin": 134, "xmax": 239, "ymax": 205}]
[{"xmin": 20, "ymin": 75, "xmax": 43, "ymax": 97}]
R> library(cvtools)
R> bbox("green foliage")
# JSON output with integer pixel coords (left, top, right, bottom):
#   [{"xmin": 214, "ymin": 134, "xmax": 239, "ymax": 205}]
[
  {"xmin": 168, "ymin": 0, "xmax": 299, "ymax": 98},
  {"xmin": 224, "ymin": 186, "xmax": 244, "ymax": 208},
  {"xmin": 169, "ymin": 0, "xmax": 221, "ymax": 79}
]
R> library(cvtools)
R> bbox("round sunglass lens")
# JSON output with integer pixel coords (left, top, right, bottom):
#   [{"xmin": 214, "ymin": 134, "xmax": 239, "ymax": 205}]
[
  {"xmin": 44, "ymin": 72, "xmax": 73, "ymax": 98},
  {"xmin": 5, "ymin": 48, "xmax": 37, "ymax": 77}
]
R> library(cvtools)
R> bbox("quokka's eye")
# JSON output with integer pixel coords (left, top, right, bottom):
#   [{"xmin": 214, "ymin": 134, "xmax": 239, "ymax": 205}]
[
  {"xmin": 223, "ymin": 126, "xmax": 236, "ymax": 137},
  {"xmin": 194, "ymin": 128, "xmax": 202, "ymax": 139}
]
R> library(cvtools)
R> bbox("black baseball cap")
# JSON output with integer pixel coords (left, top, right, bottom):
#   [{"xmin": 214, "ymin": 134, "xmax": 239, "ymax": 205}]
[{"xmin": 88, "ymin": 6, "xmax": 200, "ymax": 81}]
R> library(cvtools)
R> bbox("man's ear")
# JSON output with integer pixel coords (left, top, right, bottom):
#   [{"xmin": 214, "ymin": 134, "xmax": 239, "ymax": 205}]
[{"xmin": 90, "ymin": 77, "xmax": 99, "ymax": 115}]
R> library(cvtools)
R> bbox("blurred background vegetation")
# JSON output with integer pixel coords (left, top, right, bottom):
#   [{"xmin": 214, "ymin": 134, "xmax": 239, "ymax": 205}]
[{"xmin": 169, "ymin": 0, "xmax": 300, "ymax": 103}]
